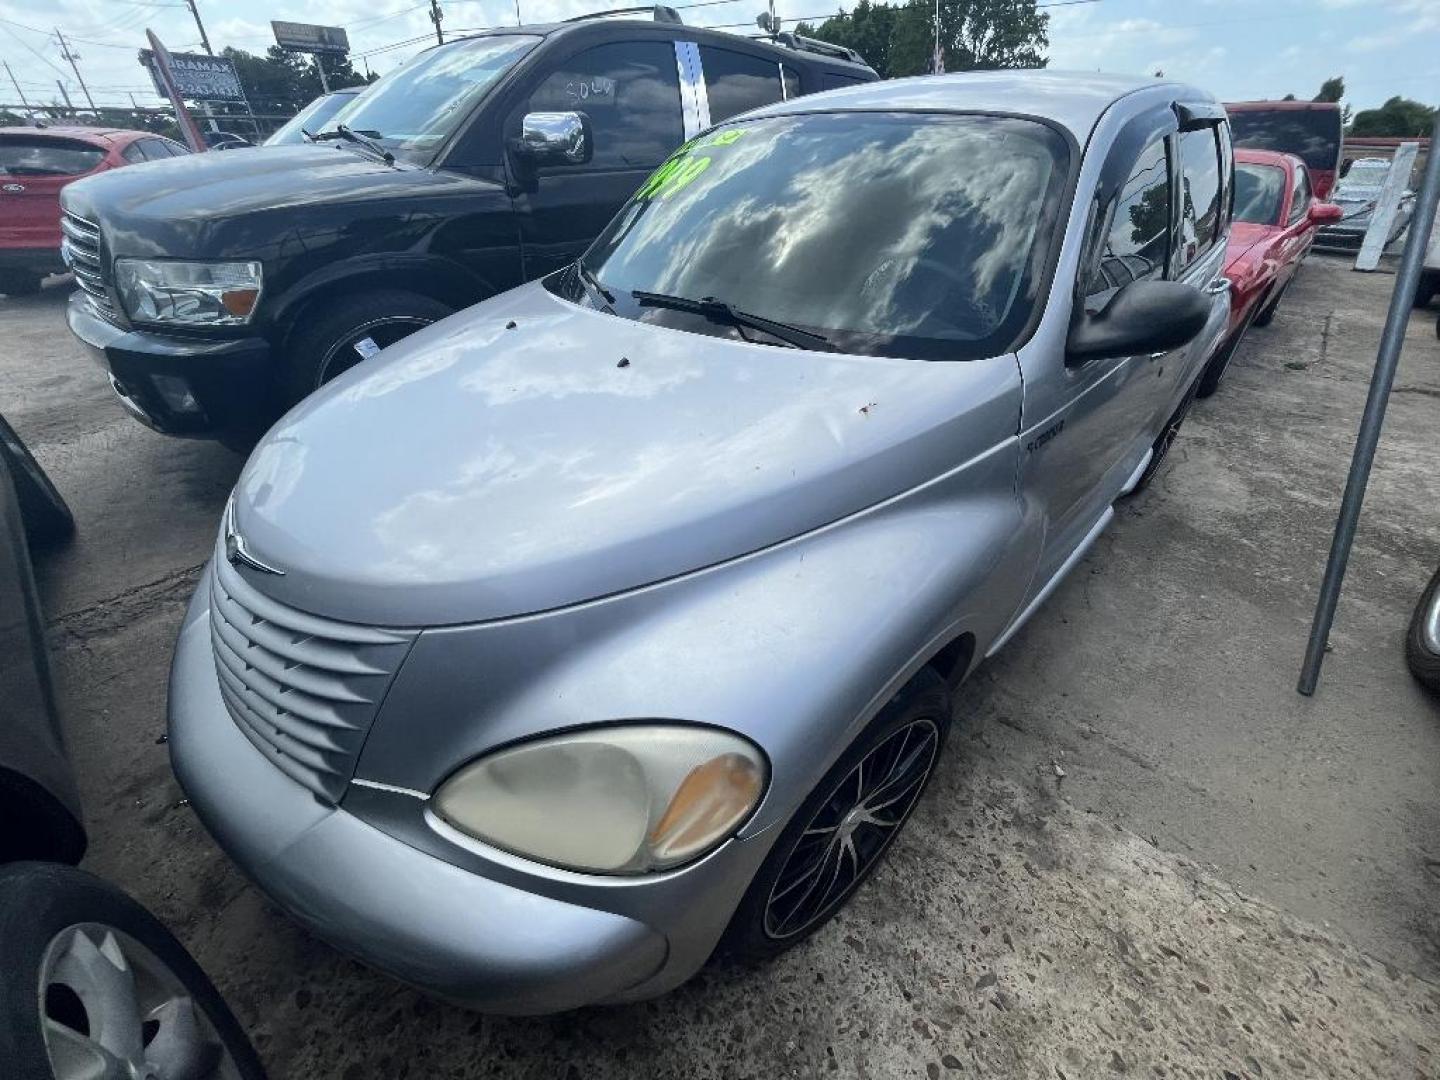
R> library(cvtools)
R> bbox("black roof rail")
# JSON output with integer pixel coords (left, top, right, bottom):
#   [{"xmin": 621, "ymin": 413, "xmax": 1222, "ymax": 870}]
[
  {"xmin": 563, "ymin": 5, "xmax": 684, "ymax": 24},
  {"xmin": 772, "ymin": 31, "xmax": 865, "ymax": 66}
]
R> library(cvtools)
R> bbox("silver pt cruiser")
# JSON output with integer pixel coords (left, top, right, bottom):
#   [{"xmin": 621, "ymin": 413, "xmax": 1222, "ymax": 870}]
[{"xmin": 169, "ymin": 71, "xmax": 1233, "ymax": 1013}]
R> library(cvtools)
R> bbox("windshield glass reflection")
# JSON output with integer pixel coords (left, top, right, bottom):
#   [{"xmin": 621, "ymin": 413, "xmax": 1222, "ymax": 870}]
[{"xmin": 581, "ymin": 112, "xmax": 1069, "ymax": 361}]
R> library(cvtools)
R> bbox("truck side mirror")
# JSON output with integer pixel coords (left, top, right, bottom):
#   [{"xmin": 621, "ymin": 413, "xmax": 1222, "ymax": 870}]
[
  {"xmin": 515, "ymin": 112, "xmax": 592, "ymax": 166},
  {"xmin": 1067, "ymin": 280, "xmax": 1210, "ymax": 365}
]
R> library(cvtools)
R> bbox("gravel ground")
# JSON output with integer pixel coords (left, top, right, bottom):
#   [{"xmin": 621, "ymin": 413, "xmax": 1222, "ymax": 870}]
[{"xmin": 2, "ymin": 256, "xmax": 1438, "ymax": 1077}]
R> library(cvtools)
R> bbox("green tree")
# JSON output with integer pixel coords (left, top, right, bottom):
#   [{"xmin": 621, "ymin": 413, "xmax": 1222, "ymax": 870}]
[
  {"xmin": 223, "ymin": 46, "xmax": 371, "ymax": 115},
  {"xmin": 799, "ymin": 0, "xmax": 1047, "ymax": 79},
  {"xmin": 1349, "ymin": 95, "xmax": 1436, "ymax": 137},
  {"xmin": 1313, "ymin": 76, "xmax": 1344, "ymax": 104}
]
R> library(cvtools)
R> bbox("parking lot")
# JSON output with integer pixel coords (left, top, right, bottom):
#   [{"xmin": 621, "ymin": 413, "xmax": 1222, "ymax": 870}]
[{"xmin": 4, "ymin": 255, "xmax": 1439, "ymax": 1076}]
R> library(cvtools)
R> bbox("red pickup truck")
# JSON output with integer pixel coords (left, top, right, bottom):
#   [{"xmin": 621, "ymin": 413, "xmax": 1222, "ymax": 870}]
[{"xmin": 0, "ymin": 126, "xmax": 188, "ymax": 297}]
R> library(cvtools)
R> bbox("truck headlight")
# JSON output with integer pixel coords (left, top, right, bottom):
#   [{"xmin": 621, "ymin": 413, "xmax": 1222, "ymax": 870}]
[
  {"xmin": 115, "ymin": 259, "xmax": 262, "ymax": 326},
  {"xmin": 432, "ymin": 725, "xmax": 767, "ymax": 875}
]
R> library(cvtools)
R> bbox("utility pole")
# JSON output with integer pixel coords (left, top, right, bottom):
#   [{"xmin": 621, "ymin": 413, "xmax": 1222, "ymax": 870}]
[
  {"xmin": 429, "ymin": 0, "xmax": 445, "ymax": 45},
  {"xmin": 185, "ymin": 0, "xmax": 214, "ymax": 55},
  {"xmin": 314, "ymin": 55, "xmax": 330, "ymax": 93},
  {"xmin": 54, "ymin": 29, "xmax": 96, "ymax": 111},
  {"xmin": 56, "ymin": 80, "xmax": 74, "ymax": 110},
  {"xmin": 4, "ymin": 61, "xmax": 31, "ymax": 111}
]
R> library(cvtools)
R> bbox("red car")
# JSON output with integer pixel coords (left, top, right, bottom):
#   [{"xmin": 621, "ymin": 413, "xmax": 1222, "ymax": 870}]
[
  {"xmin": 1195, "ymin": 148, "xmax": 1341, "ymax": 397},
  {"xmin": 0, "ymin": 126, "xmax": 189, "ymax": 297}
]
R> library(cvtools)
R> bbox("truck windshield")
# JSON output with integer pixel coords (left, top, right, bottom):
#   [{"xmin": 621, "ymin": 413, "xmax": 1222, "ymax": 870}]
[
  {"xmin": 580, "ymin": 112, "xmax": 1069, "ymax": 360},
  {"xmin": 265, "ymin": 91, "xmax": 358, "ymax": 146},
  {"xmin": 325, "ymin": 35, "xmax": 540, "ymax": 163}
]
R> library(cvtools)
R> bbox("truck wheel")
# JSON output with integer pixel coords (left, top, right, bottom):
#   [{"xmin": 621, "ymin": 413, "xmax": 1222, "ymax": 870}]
[
  {"xmin": 1195, "ymin": 318, "xmax": 1250, "ymax": 400},
  {"xmin": 0, "ymin": 270, "xmax": 43, "ymax": 297},
  {"xmin": 719, "ymin": 668, "xmax": 951, "ymax": 964},
  {"xmin": 0, "ymin": 863, "xmax": 266, "ymax": 1080},
  {"xmin": 281, "ymin": 290, "xmax": 454, "ymax": 406},
  {"xmin": 0, "ymin": 415, "xmax": 74, "ymax": 548},
  {"xmin": 1405, "ymin": 566, "xmax": 1440, "ymax": 692}
]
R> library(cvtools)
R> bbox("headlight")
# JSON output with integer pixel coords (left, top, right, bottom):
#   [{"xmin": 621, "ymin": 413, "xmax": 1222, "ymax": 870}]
[
  {"xmin": 115, "ymin": 259, "xmax": 262, "ymax": 326},
  {"xmin": 432, "ymin": 725, "xmax": 767, "ymax": 875}
]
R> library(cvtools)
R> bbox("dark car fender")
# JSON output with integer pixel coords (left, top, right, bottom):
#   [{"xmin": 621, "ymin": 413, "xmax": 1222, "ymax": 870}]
[{"xmin": 265, "ymin": 252, "xmax": 504, "ymax": 331}]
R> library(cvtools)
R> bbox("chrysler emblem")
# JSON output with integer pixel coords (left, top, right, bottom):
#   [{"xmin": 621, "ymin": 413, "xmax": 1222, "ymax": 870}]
[
  {"xmin": 224, "ymin": 503, "xmax": 285, "ymax": 576},
  {"xmin": 2, "ymin": 183, "xmax": 24, "ymax": 193}
]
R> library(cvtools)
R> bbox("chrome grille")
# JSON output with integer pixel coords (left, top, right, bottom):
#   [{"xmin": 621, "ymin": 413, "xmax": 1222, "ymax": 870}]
[
  {"xmin": 208, "ymin": 555, "xmax": 416, "ymax": 804},
  {"xmin": 60, "ymin": 211, "xmax": 114, "ymax": 317}
]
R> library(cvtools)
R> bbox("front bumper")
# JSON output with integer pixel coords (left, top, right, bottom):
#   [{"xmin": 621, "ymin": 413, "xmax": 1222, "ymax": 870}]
[
  {"xmin": 66, "ymin": 291, "xmax": 273, "ymax": 438},
  {"xmin": 0, "ymin": 246, "xmax": 65, "ymax": 275},
  {"xmin": 167, "ymin": 585, "xmax": 672, "ymax": 1014}
]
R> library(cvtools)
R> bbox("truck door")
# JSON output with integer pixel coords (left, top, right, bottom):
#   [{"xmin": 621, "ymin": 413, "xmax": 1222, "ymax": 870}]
[
  {"xmin": 1015, "ymin": 127, "xmax": 1177, "ymax": 590},
  {"xmin": 507, "ymin": 39, "xmax": 692, "ymax": 280}
]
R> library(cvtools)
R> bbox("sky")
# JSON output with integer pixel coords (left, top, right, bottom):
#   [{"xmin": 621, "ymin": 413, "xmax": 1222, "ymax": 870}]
[{"xmin": 0, "ymin": 0, "xmax": 1436, "ymax": 116}]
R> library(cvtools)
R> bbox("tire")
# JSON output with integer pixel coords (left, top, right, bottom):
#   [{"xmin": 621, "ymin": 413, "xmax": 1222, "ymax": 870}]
[
  {"xmin": 0, "ymin": 270, "xmax": 43, "ymax": 297},
  {"xmin": 1126, "ymin": 376, "xmax": 1200, "ymax": 497},
  {"xmin": 719, "ymin": 667, "xmax": 952, "ymax": 964},
  {"xmin": 1195, "ymin": 318, "xmax": 1249, "ymax": 400},
  {"xmin": 0, "ymin": 415, "xmax": 74, "ymax": 548},
  {"xmin": 1405, "ymin": 566, "xmax": 1440, "ymax": 692},
  {"xmin": 280, "ymin": 290, "xmax": 453, "ymax": 407},
  {"xmin": 1251, "ymin": 281, "xmax": 1287, "ymax": 327},
  {"xmin": 0, "ymin": 862, "xmax": 266, "ymax": 1080},
  {"xmin": 1416, "ymin": 274, "xmax": 1438, "ymax": 310}
]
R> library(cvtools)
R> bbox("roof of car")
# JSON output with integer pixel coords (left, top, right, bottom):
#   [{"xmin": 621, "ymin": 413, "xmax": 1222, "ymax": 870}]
[
  {"xmin": 456, "ymin": 18, "xmax": 874, "ymax": 73},
  {"xmin": 0, "ymin": 125, "xmax": 146, "ymax": 145},
  {"xmin": 747, "ymin": 70, "xmax": 1212, "ymax": 141}
]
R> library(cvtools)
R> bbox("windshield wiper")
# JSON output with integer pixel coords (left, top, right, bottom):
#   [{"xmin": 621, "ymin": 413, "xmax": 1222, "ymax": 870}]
[
  {"xmin": 576, "ymin": 261, "xmax": 614, "ymax": 310},
  {"xmin": 631, "ymin": 290, "xmax": 834, "ymax": 352},
  {"xmin": 314, "ymin": 125, "xmax": 394, "ymax": 165}
]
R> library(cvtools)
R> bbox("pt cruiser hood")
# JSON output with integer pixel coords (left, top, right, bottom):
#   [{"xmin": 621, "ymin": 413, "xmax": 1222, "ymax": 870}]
[{"xmin": 230, "ymin": 283, "xmax": 1021, "ymax": 627}]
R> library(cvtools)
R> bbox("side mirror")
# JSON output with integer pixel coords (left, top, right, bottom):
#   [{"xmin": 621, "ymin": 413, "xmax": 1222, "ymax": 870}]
[
  {"xmin": 1067, "ymin": 279, "xmax": 1211, "ymax": 365},
  {"xmin": 1309, "ymin": 201, "xmax": 1343, "ymax": 225},
  {"xmin": 516, "ymin": 111, "xmax": 591, "ymax": 166}
]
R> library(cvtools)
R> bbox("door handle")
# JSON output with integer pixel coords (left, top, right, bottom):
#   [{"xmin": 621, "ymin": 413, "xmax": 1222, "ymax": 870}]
[{"xmin": 1203, "ymin": 277, "xmax": 1232, "ymax": 295}]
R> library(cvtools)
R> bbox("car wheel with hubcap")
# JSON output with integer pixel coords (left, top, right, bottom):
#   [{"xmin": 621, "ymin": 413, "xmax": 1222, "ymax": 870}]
[
  {"xmin": 281, "ymin": 290, "xmax": 454, "ymax": 406},
  {"xmin": 0, "ymin": 862, "xmax": 265, "ymax": 1080},
  {"xmin": 720, "ymin": 668, "xmax": 951, "ymax": 963}
]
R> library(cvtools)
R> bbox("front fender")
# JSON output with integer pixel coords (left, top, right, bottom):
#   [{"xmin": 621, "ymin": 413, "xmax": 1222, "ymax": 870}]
[
  {"xmin": 265, "ymin": 252, "xmax": 499, "ymax": 326},
  {"xmin": 355, "ymin": 435, "xmax": 1032, "ymax": 835}
]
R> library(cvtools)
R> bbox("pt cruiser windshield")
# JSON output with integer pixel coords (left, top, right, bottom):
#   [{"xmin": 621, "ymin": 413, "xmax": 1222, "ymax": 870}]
[{"xmin": 578, "ymin": 112, "xmax": 1070, "ymax": 360}]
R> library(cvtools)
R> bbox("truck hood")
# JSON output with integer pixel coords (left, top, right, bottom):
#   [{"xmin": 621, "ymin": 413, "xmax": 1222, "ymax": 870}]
[
  {"xmin": 229, "ymin": 283, "xmax": 1022, "ymax": 627},
  {"xmin": 60, "ymin": 145, "xmax": 477, "ymax": 257}
]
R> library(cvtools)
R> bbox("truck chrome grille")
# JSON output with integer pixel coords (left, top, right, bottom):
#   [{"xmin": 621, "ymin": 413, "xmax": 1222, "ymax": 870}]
[
  {"xmin": 208, "ymin": 555, "xmax": 416, "ymax": 804},
  {"xmin": 61, "ymin": 211, "xmax": 115, "ymax": 318}
]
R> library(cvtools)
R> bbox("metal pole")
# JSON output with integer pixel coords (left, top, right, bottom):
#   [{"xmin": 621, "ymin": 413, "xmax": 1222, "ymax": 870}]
[
  {"xmin": 56, "ymin": 80, "xmax": 74, "ymax": 110},
  {"xmin": 55, "ymin": 30, "xmax": 96, "ymax": 111},
  {"xmin": 185, "ymin": 0, "xmax": 214, "ymax": 55},
  {"xmin": 314, "ymin": 54, "xmax": 330, "ymax": 93},
  {"xmin": 430, "ymin": 0, "xmax": 445, "ymax": 44},
  {"xmin": 514, "ymin": 0, "xmax": 522, "ymax": 27},
  {"xmin": 4, "ymin": 61, "xmax": 31, "ymax": 111},
  {"xmin": 1298, "ymin": 114, "xmax": 1440, "ymax": 696}
]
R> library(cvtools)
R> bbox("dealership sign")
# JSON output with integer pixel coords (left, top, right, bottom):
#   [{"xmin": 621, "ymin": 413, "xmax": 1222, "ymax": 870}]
[
  {"xmin": 271, "ymin": 21, "xmax": 351, "ymax": 55},
  {"xmin": 139, "ymin": 50, "xmax": 245, "ymax": 102}
]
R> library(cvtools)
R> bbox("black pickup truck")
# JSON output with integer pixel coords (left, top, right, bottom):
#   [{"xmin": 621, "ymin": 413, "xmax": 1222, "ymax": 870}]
[{"xmin": 60, "ymin": 9, "xmax": 874, "ymax": 444}]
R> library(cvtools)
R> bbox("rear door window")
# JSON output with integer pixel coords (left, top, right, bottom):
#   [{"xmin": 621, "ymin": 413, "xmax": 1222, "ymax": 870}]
[
  {"xmin": 821, "ymin": 72, "xmax": 867, "ymax": 91},
  {"xmin": 699, "ymin": 46, "xmax": 784, "ymax": 122},
  {"xmin": 526, "ymin": 41, "xmax": 683, "ymax": 169},
  {"xmin": 1087, "ymin": 136, "xmax": 1170, "ymax": 297},
  {"xmin": 1177, "ymin": 128, "xmax": 1222, "ymax": 271},
  {"xmin": 0, "ymin": 137, "xmax": 105, "ymax": 177}
]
